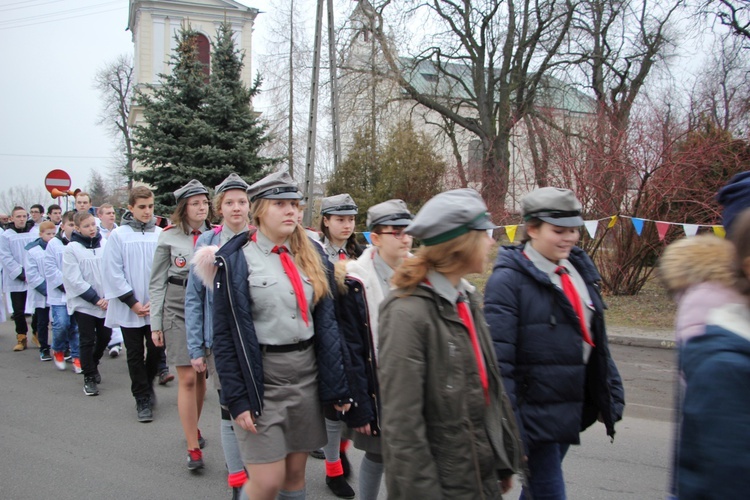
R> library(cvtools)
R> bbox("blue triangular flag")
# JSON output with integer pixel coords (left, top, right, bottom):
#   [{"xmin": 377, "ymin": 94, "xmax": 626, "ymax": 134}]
[
  {"xmin": 631, "ymin": 218, "xmax": 644, "ymax": 236},
  {"xmin": 362, "ymin": 231, "xmax": 371, "ymax": 244}
]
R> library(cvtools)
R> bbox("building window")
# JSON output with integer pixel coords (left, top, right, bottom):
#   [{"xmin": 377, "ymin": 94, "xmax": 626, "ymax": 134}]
[
  {"xmin": 195, "ymin": 33, "xmax": 210, "ymax": 81},
  {"xmin": 421, "ymin": 73, "xmax": 439, "ymax": 82}
]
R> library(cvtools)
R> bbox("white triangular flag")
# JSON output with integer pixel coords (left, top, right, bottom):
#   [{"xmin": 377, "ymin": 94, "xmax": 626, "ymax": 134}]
[
  {"xmin": 584, "ymin": 220, "xmax": 599, "ymax": 239},
  {"xmin": 682, "ymin": 224, "xmax": 699, "ymax": 237}
]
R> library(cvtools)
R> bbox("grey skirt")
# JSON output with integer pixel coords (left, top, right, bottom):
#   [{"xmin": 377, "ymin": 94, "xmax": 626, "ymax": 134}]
[
  {"xmin": 234, "ymin": 344, "xmax": 326, "ymax": 464},
  {"xmin": 163, "ymin": 282, "xmax": 191, "ymax": 367},
  {"xmin": 353, "ymin": 429, "xmax": 382, "ymax": 455}
]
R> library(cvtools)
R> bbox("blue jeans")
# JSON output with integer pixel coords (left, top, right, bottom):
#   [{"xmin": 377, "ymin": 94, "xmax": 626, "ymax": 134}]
[
  {"xmin": 51, "ymin": 305, "xmax": 79, "ymax": 358},
  {"xmin": 520, "ymin": 442, "xmax": 570, "ymax": 500}
]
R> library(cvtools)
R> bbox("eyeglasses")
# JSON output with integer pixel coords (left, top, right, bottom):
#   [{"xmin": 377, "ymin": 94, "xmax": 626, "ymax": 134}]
[
  {"xmin": 188, "ymin": 200, "xmax": 210, "ymax": 208},
  {"xmin": 377, "ymin": 230, "xmax": 411, "ymax": 239}
]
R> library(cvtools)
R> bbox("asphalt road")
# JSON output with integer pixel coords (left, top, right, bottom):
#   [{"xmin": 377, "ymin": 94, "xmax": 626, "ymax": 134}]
[{"xmin": 0, "ymin": 317, "xmax": 676, "ymax": 500}]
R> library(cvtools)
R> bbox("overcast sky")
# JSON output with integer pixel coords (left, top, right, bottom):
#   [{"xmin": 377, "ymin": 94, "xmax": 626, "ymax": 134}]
[{"xmin": 0, "ymin": 0, "xmax": 271, "ymax": 198}]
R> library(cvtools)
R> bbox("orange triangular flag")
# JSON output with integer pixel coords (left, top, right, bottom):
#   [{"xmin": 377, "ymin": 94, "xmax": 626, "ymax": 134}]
[{"xmin": 656, "ymin": 221, "xmax": 670, "ymax": 241}]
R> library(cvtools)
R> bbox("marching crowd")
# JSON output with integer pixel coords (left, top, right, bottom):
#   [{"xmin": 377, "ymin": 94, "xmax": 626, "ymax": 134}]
[{"xmin": 2, "ymin": 169, "xmax": 747, "ymax": 500}]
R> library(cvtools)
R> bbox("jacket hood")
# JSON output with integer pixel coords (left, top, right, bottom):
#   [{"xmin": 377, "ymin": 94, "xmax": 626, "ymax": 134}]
[
  {"xmin": 659, "ymin": 235, "xmax": 738, "ymax": 295},
  {"xmin": 193, "ymin": 244, "xmax": 220, "ymax": 288},
  {"xmin": 8, "ymin": 220, "xmax": 34, "ymax": 234},
  {"xmin": 24, "ymin": 237, "xmax": 47, "ymax": 251},
  {"xmin": 121, "ymin": 211, "xmax": 157, "ymax": 232},
  {"xmin": 494, "ymin": 244, "xmax": 601, "ymax": 285},
  {"xmin": 70, "ymin": 230, "xmax": 102, "ymax": 249}
]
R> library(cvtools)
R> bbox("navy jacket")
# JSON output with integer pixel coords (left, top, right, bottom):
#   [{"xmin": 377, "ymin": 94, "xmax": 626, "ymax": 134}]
[
  {"xmin": 211, "ymin": 231, "xmax": 352, "ymax": 419},
  {"xmin": 678, "ymin": 305, "xmax": 750, "ymax": 500},
  {"xmin": 484, "ymin": 244, "xmax": 624, "ymax": 447}
]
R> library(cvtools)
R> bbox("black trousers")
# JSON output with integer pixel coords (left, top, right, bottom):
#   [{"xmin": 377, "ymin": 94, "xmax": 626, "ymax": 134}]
[
  {"xmin": 75, "ymin": 312, "xmax": 111, "ymax": 378},
  {"xmin": 121, "ymin": 325, "xmax": 162, "ymax": 399},
  {"xmin": 10, "ymin": 291, "xmax": 28, "ymax": 334},
  {"xmin": 34, "ymin": 307, "xmax": 50, "ymax": 351}
]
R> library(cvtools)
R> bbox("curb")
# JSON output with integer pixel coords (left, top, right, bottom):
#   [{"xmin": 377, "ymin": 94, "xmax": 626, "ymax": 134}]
[{"xmin": 608, "ymin": 335, "xmax": 676, "ymax": 350}]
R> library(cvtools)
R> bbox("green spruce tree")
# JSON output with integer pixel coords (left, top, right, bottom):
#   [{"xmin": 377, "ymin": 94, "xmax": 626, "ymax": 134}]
[{"xmin": 132, "ymin": 22, "xmax": 272, "ymax": 215}]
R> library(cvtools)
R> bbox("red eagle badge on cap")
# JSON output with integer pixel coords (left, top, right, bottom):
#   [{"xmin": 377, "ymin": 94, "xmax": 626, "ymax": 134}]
[{"xmin": 174, "ymin": 256, "xmax": 187, "ymax": 268}]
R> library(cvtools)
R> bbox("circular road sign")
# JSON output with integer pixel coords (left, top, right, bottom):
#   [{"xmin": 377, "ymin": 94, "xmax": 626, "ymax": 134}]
[{"xmin": 44, "ymin": 169, "xmax": 72, "ymax": 193}]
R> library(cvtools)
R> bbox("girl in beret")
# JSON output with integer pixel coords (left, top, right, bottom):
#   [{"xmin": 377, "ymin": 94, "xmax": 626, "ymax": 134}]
[
  {"xmin": 205, "ymin": 171, "xmax": 352, "ymax": 500},
  {"xmin": 149, "ymin": 179, "xmax": 213, "ymax": 470},
  {"xmin": 484, "ymin": 187, "xmax": 624, "ymax": 499},
  {"xmin": 378, "ymin": 188, "xmax": 521, "ymax": 499}
]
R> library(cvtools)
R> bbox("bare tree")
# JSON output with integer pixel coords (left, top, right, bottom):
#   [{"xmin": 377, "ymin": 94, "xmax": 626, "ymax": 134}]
[
  {"xmin": 0, "ymin": 186, "xmax": 51, "ymax": 214},
  {"xmin": 705, "ymin": 0, "xmax": 750, "ymax": 42},
  {"xmin": 347, "ymin": 0, "xmax": 576, "ymax": 214},
  {"xmin": 93, "ymin": 54, "xmax": 134, "ymax": 189}
]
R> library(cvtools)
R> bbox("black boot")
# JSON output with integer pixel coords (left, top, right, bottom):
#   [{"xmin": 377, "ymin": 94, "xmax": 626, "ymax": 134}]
[{"xmin": 326, "ymin": 475, "xmax": 355, "ymax": 499}]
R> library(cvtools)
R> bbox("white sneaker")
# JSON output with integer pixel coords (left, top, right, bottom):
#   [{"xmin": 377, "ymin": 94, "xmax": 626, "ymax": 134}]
[{"xmin": 109, "ymin": 344, "xmax": 122, "ymax": 358}]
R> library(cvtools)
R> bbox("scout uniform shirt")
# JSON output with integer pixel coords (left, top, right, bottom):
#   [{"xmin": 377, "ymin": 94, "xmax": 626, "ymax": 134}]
[
  {"xmin": 148, "ymin": 223, "xmax": 210, "ymax": 332},
  {"xmin": 243, "ymin": 230, "xmax": 315, "ymax": 346},
  {"xmin": 321, "ymin": 236, "xmax": 349, "ymax": 264}
]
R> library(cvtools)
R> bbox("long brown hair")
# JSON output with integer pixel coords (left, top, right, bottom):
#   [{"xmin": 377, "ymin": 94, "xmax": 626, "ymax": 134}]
[
  {"xmin": 392, "ymin": 230, "xmax": 487, "ymax": 290},
  {"xmin": 252, "ymin": 199, "xmax": 329, "ymax": 302}
]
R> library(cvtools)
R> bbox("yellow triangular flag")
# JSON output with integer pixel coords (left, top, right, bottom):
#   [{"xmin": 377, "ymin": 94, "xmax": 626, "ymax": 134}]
[
  {"xmin": 607, "ymin": 215, "xmax": 618, "ymax": 228},
  {"xmin": 505, "ymin": 225, "xmax": 518, "ymax": 243},
  {"xmin": 713, "ymin": 226, "xmax": 726, "ymax": 238}
]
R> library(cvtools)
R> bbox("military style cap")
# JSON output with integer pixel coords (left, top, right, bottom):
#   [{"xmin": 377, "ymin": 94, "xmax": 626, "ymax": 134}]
[
  {"xmin": 215, "ymin": 173, "xmax": 251, "ymax": 195},
  {"xmin": 367, "ymin": 199, "xmax": 413, "ymax": 230},
  {"xmin": 247, "ymin": 171, "xmax": 302, "ymax": 202},
  {"xmin": 405, "ymin": 189, "xmax": 496, "ymax": 246},
  {"xmin": 173, "ymin": 179, "xmax": 209, "ymax": 202},
  {"xmin": 320, "ymin": 194, "xmax": 358, "ymax": 216},
  {"xmin": 522, "ymin": 187, "xmax": 584, "ymax": 227}
]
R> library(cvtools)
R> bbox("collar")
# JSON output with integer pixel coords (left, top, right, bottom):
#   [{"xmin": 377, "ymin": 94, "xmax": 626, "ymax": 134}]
[
  {"xmin": 424, "ymin": 270, "xmax": 472, "ymax": 306},
  {"xmin": 372, "ymin": 249, "xmax": 395, "ymax": 281},
  {"xmin": 254, "ymin": 229, "xmax": 290, "ymax": 255},
  {"xmin": 523, "ymin": 242, "xmax": 572, "ymax": 277}
]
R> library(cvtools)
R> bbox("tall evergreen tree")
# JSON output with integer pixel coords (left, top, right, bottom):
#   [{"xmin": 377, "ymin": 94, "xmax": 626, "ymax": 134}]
[{"xmin": 132, "ymin": 22, "xmax": 272, "ymax": 215}]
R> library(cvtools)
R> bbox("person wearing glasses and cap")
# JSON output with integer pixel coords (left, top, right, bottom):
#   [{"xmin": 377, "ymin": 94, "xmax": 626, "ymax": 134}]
[
  {"xmin": 205, "ymin": 171, "xmax": 352, "ymax": 500},
  {"xmin": 188, "ymin": 173, "xmax": 253, "ymax": 497},
  {"xmin": 484, "ymin": 187, "xmax": 624, "ymax": 500},
  {"xmin": 148, "ymin": 179, "xmax": 213, "ymax": 470},
  {"xmin": 378, "ymin": 189, "xmax": 522, "ymax": 499},
  {"xmin": 336, "ymin": 199, "xmax": 414, "ymax": 500}
]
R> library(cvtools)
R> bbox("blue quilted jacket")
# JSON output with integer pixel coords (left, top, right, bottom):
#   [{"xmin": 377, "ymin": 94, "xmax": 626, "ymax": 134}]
[
  {"xmin": 211, "ymin": 231, "xmax": 352, "ymax": 419},
  {"xmin": 484, "ymin": 245, "xmax": 624, "ymax": 448}
]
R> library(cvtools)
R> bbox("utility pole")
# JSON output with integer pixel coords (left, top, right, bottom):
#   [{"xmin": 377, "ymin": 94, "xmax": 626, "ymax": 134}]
[
  {"xmin": 288, "ymin": 0, "xmax": 295, "ymax": 177},
  {"xmin": 327, "ymin": 0, "xmax": 341, "ymax": 172},
  {"xmin": 303, "ymin": 0, "xmax": 324, "ymax": 226}
]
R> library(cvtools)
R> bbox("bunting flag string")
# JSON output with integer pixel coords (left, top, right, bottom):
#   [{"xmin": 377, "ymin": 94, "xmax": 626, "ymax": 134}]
[{"xmin": 350, "ymin": 215, "xmax": 724, "ymax": 241}]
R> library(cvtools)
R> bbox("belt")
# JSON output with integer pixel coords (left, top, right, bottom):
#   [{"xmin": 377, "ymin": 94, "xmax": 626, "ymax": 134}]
[
  {"xmin": 168, "ymin": 276, "xmax": 187, "ymax": 286},
  {"xmin": 260, "ymin": 337, "xmax": 314, "ymax": 353}
]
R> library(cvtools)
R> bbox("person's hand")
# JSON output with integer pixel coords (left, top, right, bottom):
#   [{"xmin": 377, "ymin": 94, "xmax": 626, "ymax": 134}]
[
  {"xmin": 354, "ymin": 423, "xmax": 371, "ymax": 436},
  {"xmin": 130, "ymin": 301, "xmax": 150, "ymax": 317},
  {"xmin": 151, "ymin": 330, "xmax": 164, "ymax": 347},
  {"xmin": 334, "ymin": 403, "xmax": 351, "ymax": 413},
  {"xmin": 96, "ymin": 298, "xmax": 108, "ymax": 310},
  {"xmin": 235, "ymin": 411, "xmax": 257, "ymax": 433},
  {"xmin": 500, "ymin": 476, "xmax": 513, "ymax": 494},
  {"xmin": 191, "ymin": 357, "xmax": 206, "ymax": 373}
]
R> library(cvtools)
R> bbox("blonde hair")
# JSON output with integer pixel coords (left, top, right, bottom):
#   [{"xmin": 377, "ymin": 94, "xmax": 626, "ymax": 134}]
[
  {"xmin": 392, "ymin": 230, "xmax": 487, "ymax": 290},
  {"xmin": 252, "ymin": 198, "xmax": 329, "ymax": 302}
]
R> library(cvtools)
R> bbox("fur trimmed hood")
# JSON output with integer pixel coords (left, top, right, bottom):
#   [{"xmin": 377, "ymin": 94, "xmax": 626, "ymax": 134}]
[
  {"xmin": 659, "ymin": 235, "xmax": 738, "ymax": 295},
  {"xmin": 192, "ymin": 245, "xmax": 220, "ymax": 288}
]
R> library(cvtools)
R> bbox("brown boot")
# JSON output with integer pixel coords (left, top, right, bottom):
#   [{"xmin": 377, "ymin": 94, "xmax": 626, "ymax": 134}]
[
  {"xmin": 30, "ymin": 332, "xmax": 40, "ymax": 347},
  {"xmin": 13, "ymin": 334, "xmax": 27, "ymax": 352}
]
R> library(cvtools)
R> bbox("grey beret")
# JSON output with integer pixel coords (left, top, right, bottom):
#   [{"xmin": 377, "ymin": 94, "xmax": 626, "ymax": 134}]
[
  {"xmin": 215, "ymin": 173, "xmax": 250, "ymax": 195},
  {"xmin": 522, "ymin": 187, "xmax": 583, "ymax": 227},
  {"xmin": 247, "ymin": 171, "xmax": 301, "ymax": 202},
  {"xmin": 367, "ymin": 199, "xmax": 413, "ymax": 229},
  {"xmin": 173, "ymin": 179, "xmax": 209, "ymax": 202},
  {"xmin": 405, "ymin": 189, "xmax": 496, "ymax": 246},
  {"xmin": 321, "ymin": 194, "xmax": 358, "ymax": 216}
]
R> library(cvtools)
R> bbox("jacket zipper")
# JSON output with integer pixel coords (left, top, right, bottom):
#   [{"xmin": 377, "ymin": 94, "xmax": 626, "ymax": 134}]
[{"xmin": 217, "ymin": 254, "xmax": 262, "ymax": 415}]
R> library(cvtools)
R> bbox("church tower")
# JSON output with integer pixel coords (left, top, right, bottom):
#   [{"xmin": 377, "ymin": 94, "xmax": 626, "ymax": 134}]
[{"xmin": 127, "ymin": 0, "xmax": 259, "ymax": 127}]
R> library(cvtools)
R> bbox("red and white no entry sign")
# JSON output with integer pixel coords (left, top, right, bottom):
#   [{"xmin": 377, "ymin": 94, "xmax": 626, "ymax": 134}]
[{"xmin": 44, "ymin": 169, "xmax": 72, "ymax": 193}]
